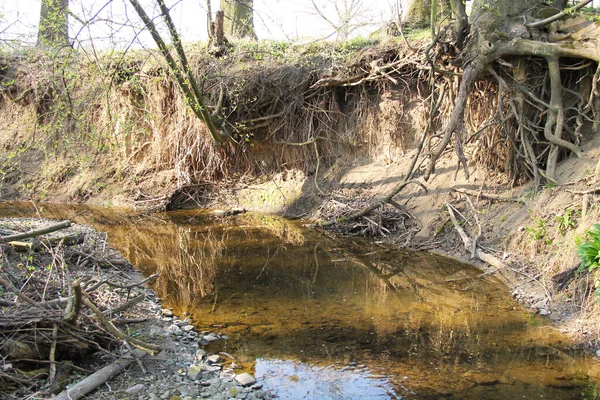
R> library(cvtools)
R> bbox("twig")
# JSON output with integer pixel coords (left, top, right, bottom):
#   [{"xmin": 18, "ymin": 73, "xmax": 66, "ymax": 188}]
[
  {"xmin": 452, "ymin": 187, "xmax": 525, "ymax": 204},
  {"xmin": 49, "ymin": 323, "xmax": 59, "ymax": 384},
  {"xmin": 526, "ymin": 0, "xmax": 593, "ymax": 29},
  {"xmin": 122, "ymin": 340, "xmax": 147, "ymax": 374}
]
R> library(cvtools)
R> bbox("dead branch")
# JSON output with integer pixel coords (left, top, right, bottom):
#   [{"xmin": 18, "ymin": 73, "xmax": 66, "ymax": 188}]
[
  {"xmin": 446, "ymin": 203, "xmax": 508, "ymax": 270},
  {"xmin": 0, "ymin": 220, "xmax": 72, "ymax": 243},
  {"xmin": 82, "ymin": 293, "xmax": 161, "ymax": 353},
  {"xmin": 312, "ymin": 180, "xmax": 426, "ymax": 228},
  {"xmin": 63, "ymin": 279, "xmax": 82, "ymax": 323},
  {"xmin": 102, "ymin": 294, "xmax": 145, "ymax": 318},
  {"xmin": 54, "ymin": 349, "xmax": 148, "ymax": 400},
  {"xmin": 526, "ymin": 0, "xmax": 594, "ymax": 29},
  {"xmin": 85, "ymin": 273, "xmax": 158, "ymax": 292},
  {"xmin": 452, "ymin": 187, "xmax": 525, "ymax": 203}
]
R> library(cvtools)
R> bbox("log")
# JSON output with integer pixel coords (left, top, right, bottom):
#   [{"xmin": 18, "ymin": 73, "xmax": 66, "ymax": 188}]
[
  {"xmin": 9, "ymin": 233, "xmax": 85, "ymax": 252},
  {"xmin": 54, "ymin": 349, "xmax": 147, "ymax": 400},
  {"xmin": 0, "ymin": 220, "xmax": 72, "ymax": 244}
]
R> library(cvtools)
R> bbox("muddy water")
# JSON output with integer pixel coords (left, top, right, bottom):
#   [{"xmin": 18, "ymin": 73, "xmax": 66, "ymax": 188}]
[{"xmin": 1, "ymin": 202, "xmax": 600, "ymax": 399}]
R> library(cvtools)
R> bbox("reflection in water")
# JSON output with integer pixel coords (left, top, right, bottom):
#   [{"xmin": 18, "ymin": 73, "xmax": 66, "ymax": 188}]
[
  {"xmin": 255, "ymin": 358, "xmax": 399, "ymax": 399},
  {"xmin": 1, "ymin": 202, "xmax": 600, "ymax": 399}
]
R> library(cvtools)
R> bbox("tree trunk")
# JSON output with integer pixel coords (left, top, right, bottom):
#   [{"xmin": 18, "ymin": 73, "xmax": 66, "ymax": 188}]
[
  {"xmin": 403, "ymin": 0, "xmax": 451, "ymax": 29},
  {"xmin": 37, "ymin": 0, "xmax": 70, "ymax": 48},
  {"xmin": 553, "ymin": 0, "xmax": 569, "ymax": 9},
  {"xmin": 220, "ymin": 0, "xmax": 256, "ymax": 39}
]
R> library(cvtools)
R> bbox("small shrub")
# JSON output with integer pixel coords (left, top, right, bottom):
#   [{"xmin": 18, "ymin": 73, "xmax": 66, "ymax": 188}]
[{"xmin": 577, "ymin": 224, "xmax": 600, "ymax": 271}]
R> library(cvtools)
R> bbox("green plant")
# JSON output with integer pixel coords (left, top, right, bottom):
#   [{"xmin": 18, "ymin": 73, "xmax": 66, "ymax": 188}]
[
  {"xmin": 556, "ymin": 208, "xmax": 577, "ymax": 233},
  {"xmin": 526, "ymin": 217, "xmax": 547, "ymax": 241},
  {"xmin": 577, "ymin": 224, "xmax": 600, "ymax": 272}
]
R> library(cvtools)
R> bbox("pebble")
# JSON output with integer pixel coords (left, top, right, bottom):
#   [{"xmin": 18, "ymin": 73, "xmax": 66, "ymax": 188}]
[
  {"xmin": 182, "ymin": 325, "xmax": 195, "ymax": 332},
  {"xmin": 208, "ymin": 354, "xmax": 221, "ymax": 363},
  {"xmin": 235, "ymin": 372, "xmax": 257, "ymax": 387},
  {"xmin": 202, "ymin": 333, "xmax": 220, "ymax": 342},
  {"xmin": 125, "ymin": 383, "xmax": 146, "ymax": 393},
  {"xmin": 167, "ymin": 324, "xmax": 183, "ymax": 336},
  {"xmin": 162, "ymin": 309, "xmax": 174, "ymax": 317},
  {"xmin": 195, "ymin": 349, "xmax": 207, "ymax": 360}
]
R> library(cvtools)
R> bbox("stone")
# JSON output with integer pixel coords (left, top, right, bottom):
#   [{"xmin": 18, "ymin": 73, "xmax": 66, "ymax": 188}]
[
  {"xmin": 234, "ymin": 372, "xmax": 257, "ymax": 387},
  {"xmin": 207, "ymin": 354, "xmax": 221, "ymax": 363},
  {"xmin": 539, "ymin": 309, "xmax": 551, "ymax": 316},
  {"xmin": 162, "ymin": 309, "xmax": 174, "ymax": 317},
  {"xmin": 125, "ymin": 383, "xmax": 146, "ymax": 393},
  {"xmin": 195, "ymin": 349, "xmax": 207, "ymax": 360},
  {"xmin": 149, "ymin": 326, "xmax": 164, "ymax": 338},
  {"xmin": 167, "ymin": 324, "xmax": 183, "ymax": 336},
  {"xmin": 187, "ymin": 364, "xmax": 203, "ymax": 380},
  {"xmin": 182, "ymin": 325, "xmax": 195, "ymax": 332},
  {"xmin": 203, "ymin": 333, "xmax": 220, "ymax": 342},
  {"xmin": 178, "ymin": 386, "xmax": 199, "ymax": 397},
  {"xmin": 251, "ymin": 383, "xmax": 263, "ymax": 390},
  {"xmin": 177, "ymin": 319, "xmax": 191, "ymax": 327}
]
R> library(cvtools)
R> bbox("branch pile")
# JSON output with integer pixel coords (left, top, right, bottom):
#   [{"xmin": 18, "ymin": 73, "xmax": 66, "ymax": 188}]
[{"xmin": 0, "ymin": 218, "xmax": 160, "ymax": 398}]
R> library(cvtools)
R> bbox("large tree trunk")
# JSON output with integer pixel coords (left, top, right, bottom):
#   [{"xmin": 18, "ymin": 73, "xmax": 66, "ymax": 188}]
[
  {"xmin": 403, "ymin": 0, "xmax": 451, "ymax": 28},
  {"xmin": 220, "ymin": 0, "xmax": 256, "ymax": 39},
  {"xmin": 37, "ymin": 0, "xmax": 70, "ymax": 48}
]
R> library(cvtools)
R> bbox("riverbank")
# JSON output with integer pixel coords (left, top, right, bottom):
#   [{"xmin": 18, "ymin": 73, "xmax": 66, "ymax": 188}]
[{"xmin": 0, "ymin": 217, "xmax": 271, "ymax": 399}]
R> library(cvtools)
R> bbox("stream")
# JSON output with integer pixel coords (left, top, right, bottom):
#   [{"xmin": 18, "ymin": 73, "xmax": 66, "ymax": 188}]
[{"xmin": 1, "ymin": 202, "xmax": 599, "ymax": 399}]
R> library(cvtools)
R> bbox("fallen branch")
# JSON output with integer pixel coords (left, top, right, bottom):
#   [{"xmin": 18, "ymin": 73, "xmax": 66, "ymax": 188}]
[
  {"xmin": 9, "ymin": 234, "xmax": 85, "ymax": 252},
  {"xmin": 102, "ymin": 294, "xmax": 146, "ymax": 318},
  {"xmin": 63, "ymin": 279, "xmax": 83, "ymax": 323},
  {"xmin": 445, "ymin": 203, "xmax": 508, "ymax": 270},
  {"xmin": 0, "ymin": 220, "xmax": 72, "ymax": 244},
  {"xmin": 82, "ymin": 293, "xmax": 161, "ymax": 353},
  {"xmin": 568, "ymin": 187, "xmax": 600, "ymax": 195},
  {"xmin": 54, "ymin": 349, "xmax": 148, "ymax": 400},
  {"xmin": 451, "ymin": 187, "xmax": 526, "ymax": 204}
]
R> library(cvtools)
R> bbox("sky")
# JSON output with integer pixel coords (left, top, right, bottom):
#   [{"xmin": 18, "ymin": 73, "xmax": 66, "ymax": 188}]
[{"xmin": 0, "ymin": 0, "xmax": 398, "ymax": 49}]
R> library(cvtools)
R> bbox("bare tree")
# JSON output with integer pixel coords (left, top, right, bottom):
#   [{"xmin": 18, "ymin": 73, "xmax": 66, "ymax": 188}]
[{"xmin": 310, "ymin": 0, "xmax": 374, "ymax": 40}]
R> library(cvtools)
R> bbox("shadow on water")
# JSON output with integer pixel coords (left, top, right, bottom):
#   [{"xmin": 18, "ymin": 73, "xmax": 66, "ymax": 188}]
[{"xmin": 1, "ymin": 202, "xmax": 600, "ymax": 399}]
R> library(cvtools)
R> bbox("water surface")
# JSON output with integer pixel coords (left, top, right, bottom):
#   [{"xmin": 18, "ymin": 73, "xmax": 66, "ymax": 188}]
[{"xmin": 1, "ymin": 202, "xmax": 599, "ymax": 399}]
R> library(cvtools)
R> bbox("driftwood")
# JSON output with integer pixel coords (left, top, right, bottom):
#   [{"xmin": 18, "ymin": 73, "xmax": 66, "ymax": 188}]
[
  {"xmin": 54, "ymin": 349, "xmax": 148, "ymax": 400},
  {"xmin": 0, "ymin": 220, "xmax": 72, "ymax": 243},
  {"xmin": 9, "ymin": 233, "xmax": 85, "ymax": 252},
  {"xmin": 446, "ymin": 203, "xmax": 508, "ymax": 270}
]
